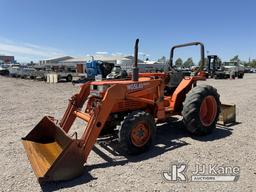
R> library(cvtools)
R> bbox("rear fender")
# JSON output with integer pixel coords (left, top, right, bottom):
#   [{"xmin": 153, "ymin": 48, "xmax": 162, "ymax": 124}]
[{"xmin": 170, "ymin": 77, "xmax": 203, "ymax": 112}]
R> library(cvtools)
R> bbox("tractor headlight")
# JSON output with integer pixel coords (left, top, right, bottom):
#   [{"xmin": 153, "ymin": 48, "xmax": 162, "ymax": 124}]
[
  {"xmin": 90, "ymin": 84, "xmax": 110, "ymax": 97},
  {"xmin": 97, "ymin": 85, "xmax": 105, "ymax": 92}
]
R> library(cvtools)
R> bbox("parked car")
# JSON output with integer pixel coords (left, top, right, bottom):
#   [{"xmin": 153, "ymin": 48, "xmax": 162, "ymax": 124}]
[
  {"xmin": 19, "ymin": 67, "xmax": 37, "ymax": 79},
  {"xmin": 8, "ymin": 65, "xmax": 21, "ymax": 77},
  {"xmin": 0, "ymin": 64, "xmax": 10, "ymax": 76},
  {"xmin": 250, "ymin": 68, "xmax": 256, "ymax": 73}
]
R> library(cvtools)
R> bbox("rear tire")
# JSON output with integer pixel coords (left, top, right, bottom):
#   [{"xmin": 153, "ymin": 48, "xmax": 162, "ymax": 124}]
[
  {"xmin": 66, "ymin": 75, "xmax": 73, "ymax": 82},
  {"xmin": 238, "ymin": 73, "xmax": 244, "ymax": 79},
  {"xmin": 214, "ymin": 74, "xmax": 219, "ymax": 79},
  {"xmin": 182, "ymin": 85, "xmax": 221, "ymax": 135},
  {"xmin": 117, "ymin": 111, "xmax": 156, "ymax": 154}
]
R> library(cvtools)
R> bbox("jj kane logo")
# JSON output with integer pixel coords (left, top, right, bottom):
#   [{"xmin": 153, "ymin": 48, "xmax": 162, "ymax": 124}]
[{"xmin": 162, "ymin": 162, "xmax": 240, "ymax": 182}]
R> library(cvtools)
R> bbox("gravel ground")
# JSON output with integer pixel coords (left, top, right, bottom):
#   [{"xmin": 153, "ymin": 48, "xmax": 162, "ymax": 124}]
[{"xmin": 0, "ymin": 74, "xmax": 256, "ymax": 192}]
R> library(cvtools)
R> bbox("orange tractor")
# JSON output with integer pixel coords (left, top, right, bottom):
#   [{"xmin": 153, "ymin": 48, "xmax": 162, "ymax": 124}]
[{"xmin": 22, "ymin": 39, "xmax": 221, "ymax": 183}]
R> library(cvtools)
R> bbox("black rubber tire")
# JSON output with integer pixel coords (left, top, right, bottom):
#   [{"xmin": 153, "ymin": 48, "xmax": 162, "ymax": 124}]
[
  {"xmin": 182, "ymin": 85, "xmax": 221, "ymax": 135},
  {"xmin": 214, "ymin": 74, "xmax": 219, "ymax": 79},
  {"xmin": 238, "ymin": 73, "xmax": 244, "ymax": 79},
  {"xmin": 66, "ymin": 75, "xmax": 73, "ymax": 82},
  {"xmin": 117, "ymin": 111, "xmax": 156, "ymax": 154}
]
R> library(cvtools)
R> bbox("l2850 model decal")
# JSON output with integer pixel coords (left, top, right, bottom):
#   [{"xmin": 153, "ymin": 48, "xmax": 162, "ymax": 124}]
[{"xmin": 127, "ymin": 83, "xmax": 144, "ymax": 91}]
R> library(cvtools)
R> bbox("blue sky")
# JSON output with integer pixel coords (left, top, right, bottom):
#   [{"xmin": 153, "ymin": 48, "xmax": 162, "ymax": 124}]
[{"xmin": 0, "ymin": 0, "xmax": 255, "ymax": 62}]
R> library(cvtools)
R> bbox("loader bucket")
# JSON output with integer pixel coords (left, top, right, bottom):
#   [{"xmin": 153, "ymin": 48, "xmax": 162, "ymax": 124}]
[{"xmin": 22, "ymin": 116, "xmax": 85, "ymax": 183}]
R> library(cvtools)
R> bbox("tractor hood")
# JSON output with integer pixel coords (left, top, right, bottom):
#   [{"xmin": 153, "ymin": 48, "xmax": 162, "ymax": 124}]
[
  {"xmin": 89, "ymin": 77, "xmax": 155, "ymax": 97},
  {"xmin": 90, "ymin": 77, "xmax": 151, "ymax": 86}
]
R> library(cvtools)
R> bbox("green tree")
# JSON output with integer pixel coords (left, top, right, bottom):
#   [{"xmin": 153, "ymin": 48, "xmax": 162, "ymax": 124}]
[
  {"xmin": 250, "ymin": 59, "xmax": 256, "ymax": 67},
  {"xmin": 175, "ymin": 58, "xmax": 183, "ymax": 67},
  {"xmin": 241, "ymin": 61, "xmax": 248, "ymax": 67},
  {"xmin": 198, "ymin": 58, "xmax": 208, "ymax": 66},
  {"xmin": 243, "ymin": 59, "xmax": 256, "ymax": 68},
  {"xmin": 230, "ymin": 55, "xmax": 240, "ymax": 62},
  {"xmin": 183, "ymin": 57, "xmax": 194, "ymax": 68},
  {"xmin": 157, "ymin": 56, "xmax": 167, "ymax": 63}
]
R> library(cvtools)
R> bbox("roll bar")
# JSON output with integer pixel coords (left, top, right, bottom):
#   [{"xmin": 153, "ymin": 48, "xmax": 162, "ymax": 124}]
[{"xmin": 169, "ymin": 42, "xmax": 205, "ymax": 76}]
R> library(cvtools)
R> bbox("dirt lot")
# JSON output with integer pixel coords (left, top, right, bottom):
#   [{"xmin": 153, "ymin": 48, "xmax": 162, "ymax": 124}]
[{"xmin": 0, "ymin": 74, "xmax": 256, "ymax": 192}]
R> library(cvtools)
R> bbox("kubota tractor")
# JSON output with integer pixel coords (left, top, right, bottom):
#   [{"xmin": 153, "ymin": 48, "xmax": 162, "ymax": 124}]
[{"xmin": 22, "ymin": 39, "xmax": 221, "ymax": 183}]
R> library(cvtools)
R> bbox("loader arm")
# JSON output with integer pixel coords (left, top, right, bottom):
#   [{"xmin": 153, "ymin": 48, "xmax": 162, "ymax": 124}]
[
  {"xmin": 59, "ymin": 83, "xmax": 128, "ymax": 161},
  {"xmin": 22, "ymin": 83, "xmax": 128, "ymax": 182},
  {"xmin": 81, "ymin": 84, "xmax": 127, "ymax": 160},
  {"xmin": 60, "ymin": 82, "xmax": 91, "ymax": 132}
]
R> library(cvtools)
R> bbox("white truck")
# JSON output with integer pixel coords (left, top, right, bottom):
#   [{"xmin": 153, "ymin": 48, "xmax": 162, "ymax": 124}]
[{"xmin": 222, "ymin": 61, "xmax": 245, "ymax": 79}]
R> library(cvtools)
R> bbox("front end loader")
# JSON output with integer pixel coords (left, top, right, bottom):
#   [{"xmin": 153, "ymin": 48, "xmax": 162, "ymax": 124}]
[{"xmin": 22, "ymin": 39, "xmax": 221, "ymax": 183}]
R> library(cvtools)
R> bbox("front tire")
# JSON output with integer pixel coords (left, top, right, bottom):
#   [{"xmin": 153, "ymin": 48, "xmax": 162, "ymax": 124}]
[
  {"xmin": 117, "ymin": 111, "xmax": 156, "ymax": 154},
  {"xmin": 182, "ymin": 85, "xmax": 221, "ymax": 135}
]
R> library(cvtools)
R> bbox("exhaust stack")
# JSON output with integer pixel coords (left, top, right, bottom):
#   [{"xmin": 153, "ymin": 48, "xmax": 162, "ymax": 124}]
[{"xmin": 132, "ymin": 38, "xmax": 139, "ymax": 81}]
